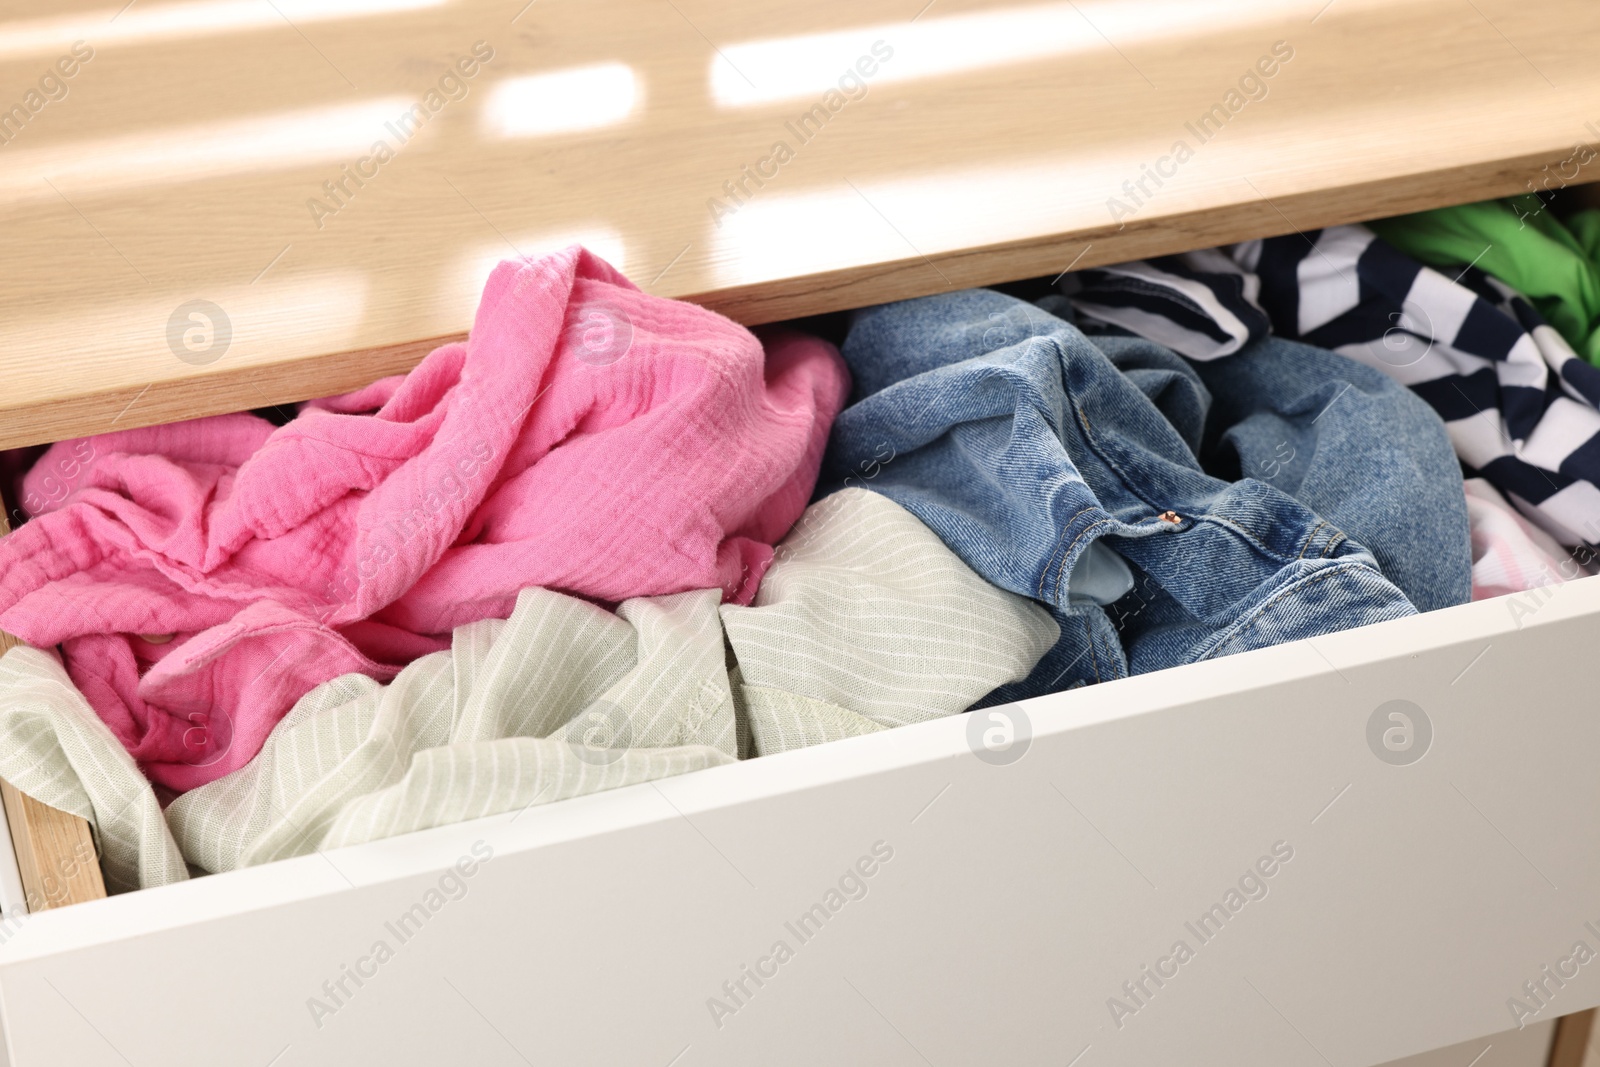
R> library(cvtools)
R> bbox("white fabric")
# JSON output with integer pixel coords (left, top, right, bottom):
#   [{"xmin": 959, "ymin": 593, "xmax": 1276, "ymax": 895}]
[
  {"xmin": 0, "ymin": 647, "xmax": 187, "ymax": 892},
  {"xmin": 1465, "ymin": 478, "xmax": 1587, "ymax": 599},
  {"xmin": 0, "ymin": 489, "xmax": 1057, "ymax": 890},
  {"xmin": 1297, "ymin": 227, "xmax": 1372, "ymax": 333},
  {"xmin": 1072, "ymin": 259, "xmax": 1256, "ymax": 360},
  {"xmin": 722, "ymin": 489, "xmax": 1059, "ymax": 755}
]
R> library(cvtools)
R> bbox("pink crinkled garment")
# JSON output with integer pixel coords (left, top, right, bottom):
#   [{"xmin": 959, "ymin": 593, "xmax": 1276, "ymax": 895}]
[{"xmin": 0, "ymin": 246, "xmax": 850, "ymax": 791}]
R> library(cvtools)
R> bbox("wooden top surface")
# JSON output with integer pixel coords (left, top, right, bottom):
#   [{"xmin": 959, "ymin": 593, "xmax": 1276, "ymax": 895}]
[{"xmin": 2, "ymin": 0, "xmax": 1599, "ymax": 449}]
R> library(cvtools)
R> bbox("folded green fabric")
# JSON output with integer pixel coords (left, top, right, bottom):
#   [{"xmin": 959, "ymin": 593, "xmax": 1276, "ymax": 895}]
[
  {"xmin": 0, "ymin": 646, "xmax": 187, "ymax": 893},
  {"xmin": 1370, "ymin": 197, "xmax": 1600, "ymax": 366},
  {"xmin": 0, "ymin": 489, "xmax": 1056, "ymax": 891},
  {"xmin": 723, "ymin": 487, "xmax": 1059, "ymax": 756},
  {"xmin": 1566, "ymin": 208, "xmax": 1600, "ymax": 268}
]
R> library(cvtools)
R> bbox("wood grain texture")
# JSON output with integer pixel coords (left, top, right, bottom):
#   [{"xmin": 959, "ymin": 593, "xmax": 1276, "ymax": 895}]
[
  {"xmin": 1, "ymin": 0, "xmax": 1599, "ymax": 448},
  {"xmin": 0, "ymin": 780, "xmax": 104, "ymax": 911},
  {"xmin": 0, "ymin": 510, "xmax": 107, "ymax": 910},
  {"xmin": 1551, "ymin": 1009, "xmax": 1597, "ymax": 1067}
]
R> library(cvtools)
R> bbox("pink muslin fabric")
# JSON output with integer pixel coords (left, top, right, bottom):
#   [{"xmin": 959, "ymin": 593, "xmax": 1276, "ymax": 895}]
[
  {"xmin": 0, "ymin": 247, "xmax": 849, "ymax": 790},
  {"xmin": 1465, "ymin": 478, "xmax": 1585, "ymax": 599}
]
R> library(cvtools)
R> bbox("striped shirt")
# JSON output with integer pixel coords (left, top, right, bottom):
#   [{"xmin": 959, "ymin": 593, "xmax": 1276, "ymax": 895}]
[{"xmin": 1062, "ymin": 226, "xmax": 1600, "ymax": 547}]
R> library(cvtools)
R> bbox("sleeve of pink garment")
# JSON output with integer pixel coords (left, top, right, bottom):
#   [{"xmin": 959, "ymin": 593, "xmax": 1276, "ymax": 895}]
[{"xmin": 0, "ymin": 246, "xmax": 851, "ymax": 791}]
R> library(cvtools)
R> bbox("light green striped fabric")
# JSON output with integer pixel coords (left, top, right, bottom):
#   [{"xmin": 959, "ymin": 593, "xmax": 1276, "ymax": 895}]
[
  {"xmin": 165, "ymin": 588, "xmax": 740, "ymax": 876},
  {"xmin": 0, "ymin": 489, "xmax": 1057, "ymax": 892},
  {"xmin": 0, "ymin": 647, "xmax": 188, "ymax": 892},
  {"xmin": 723, "ymin": 489, "xmax": 1061, "ymax": 754}
]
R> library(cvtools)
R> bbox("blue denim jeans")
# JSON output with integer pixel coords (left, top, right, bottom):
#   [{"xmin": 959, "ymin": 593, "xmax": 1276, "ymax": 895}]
[{"xmin": 822, "ymin": 289, "xmax": 1470, "ymax": 699}]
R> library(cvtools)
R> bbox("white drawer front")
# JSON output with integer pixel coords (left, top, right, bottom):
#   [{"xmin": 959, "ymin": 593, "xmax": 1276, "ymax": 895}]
[{"xmin": 2, "ymin": 578, "xmax": 1598, "ymax": 1066}]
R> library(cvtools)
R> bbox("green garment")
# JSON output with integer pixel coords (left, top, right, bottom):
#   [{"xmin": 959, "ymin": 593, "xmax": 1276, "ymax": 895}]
[
  {"xmin": 1567, "ymin": 208, "xmax": 1600, "ymax": 265},
  {"xmin": 1369, "ymin": 197, "xmax": 1600, "ymax": 366}
]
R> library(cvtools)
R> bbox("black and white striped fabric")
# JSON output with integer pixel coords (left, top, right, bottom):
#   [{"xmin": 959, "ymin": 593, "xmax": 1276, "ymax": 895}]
[
  {"xmin": 1064, "ymin": 247, "xmax": 1270, "ymax": 360},
  {"xmin": 1061, "ymin": 225, "xmax": 1600, "ymax": 547}
]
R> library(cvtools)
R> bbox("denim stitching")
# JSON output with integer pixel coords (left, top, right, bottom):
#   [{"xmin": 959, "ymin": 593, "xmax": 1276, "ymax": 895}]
[
  {"xmin": 1058, "ymin": 339, "xmax": 1165, "ymax": 515},
  {"xmin": 1084, "ymin": 614, "xmax": 1102, "ymax": 684},
  {"xmin": 1066, "ymin": 377, "xmax": 1305, "ymax": 564},
  {"xmin": 1038, "ymin": 504, "xmax": 1103, "ymax": 602},
  {"xmin": 1053, "ymin": 517, "xmax": 1119, "ymax": 606},
  {"xmin": 1298, "ymin": 520, "xmax": 1328, "ymax": 560},
  {"xmin": 1193, "ymin": 563, "xmax": 1393, "ymax": 661},
  {"xmin": 1046, "ymin": 333, "xmax": 1328, "ymax": 576},
  {"xmin": 1177, "ymin": 514, "xmax": 1300, "ymax": 567}
]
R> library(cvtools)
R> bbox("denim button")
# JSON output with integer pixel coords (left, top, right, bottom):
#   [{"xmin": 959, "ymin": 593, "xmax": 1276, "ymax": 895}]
[{"xmin": 824, "ymin": 286, "xmax": 1462, "ymax": 699}]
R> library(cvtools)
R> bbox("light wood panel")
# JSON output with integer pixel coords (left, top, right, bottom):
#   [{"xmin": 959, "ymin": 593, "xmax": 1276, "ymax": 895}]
[
  {"xmin": 0, "ymin": 781, "xmax": 104, "ymax": 911},
  {"xmin": 0, "ymin": 511, "xmax": 106, "ymax": 911},
  {"xmin": 0, "ymin": 0, "xmax": 1597, "ymax": 448},
  {"xmin": 1551, "ymin": 1010, "xmax": 1598, "ymax": 1067}
]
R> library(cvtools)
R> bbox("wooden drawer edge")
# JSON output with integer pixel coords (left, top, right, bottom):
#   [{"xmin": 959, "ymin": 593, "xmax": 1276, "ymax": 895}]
[
  {"xmin": 1551, "ymin": 1008, "xmax": 1597, "ymax": 1067},
  {"xmin": 0, "ymin": 149, "xmax": 1594, "ymax": 453},
  {"xmin": 0, "ymin": 780, "xmax": 103, "ymax": 913},
  {"xmin": 0, "ymin": 513, "xmax": 106, "ymax": 913}
]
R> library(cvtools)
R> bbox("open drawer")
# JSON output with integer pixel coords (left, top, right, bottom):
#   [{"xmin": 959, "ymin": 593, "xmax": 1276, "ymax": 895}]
[
  {"xmin": 1, "ymin": 563, "xmax": 1599, "ymax": 1065},
  {"xmin": 3, "ymin": 0, "xmax": 1600, "ymax": 1064}
]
